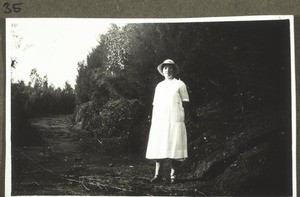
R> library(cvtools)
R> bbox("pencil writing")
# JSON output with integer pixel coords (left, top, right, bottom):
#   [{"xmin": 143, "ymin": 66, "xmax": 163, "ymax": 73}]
[{"xmin": 3, "ymin": 2, "xmax": 23, "ymax": 14}]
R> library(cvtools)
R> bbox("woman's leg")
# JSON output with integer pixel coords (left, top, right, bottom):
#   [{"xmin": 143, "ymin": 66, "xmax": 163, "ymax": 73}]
[
  {"xmin": 151, "ymin": 159, "xmax": 163, "ymax": 183},
  {"xmin": 170, "ymin": 159, "xmax": 181, "ymax": 183},
  {"xmin": 155, "ymin": 160, "xmax": 163, "ymax": 176}
]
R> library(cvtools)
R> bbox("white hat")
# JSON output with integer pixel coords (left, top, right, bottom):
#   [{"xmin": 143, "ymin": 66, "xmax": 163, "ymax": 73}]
[{"xmin": 157, "ymin": 59, "xmax": 180, "ymax": 76}]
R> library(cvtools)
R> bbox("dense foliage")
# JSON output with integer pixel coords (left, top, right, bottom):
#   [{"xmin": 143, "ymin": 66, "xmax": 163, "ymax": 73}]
[{"xmin": 75, "ymin": 20, "xmax": 291, "ymax": 135}]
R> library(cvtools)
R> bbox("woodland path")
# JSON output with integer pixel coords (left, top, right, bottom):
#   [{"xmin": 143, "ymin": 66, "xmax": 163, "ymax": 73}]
[{"xmin": 12, "ymin": 115, "xmax": 208, "ymax": 196}]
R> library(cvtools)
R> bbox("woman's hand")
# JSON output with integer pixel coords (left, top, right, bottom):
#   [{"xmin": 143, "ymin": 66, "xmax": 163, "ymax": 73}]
[
  {"xmin": 183, "ymin": 101, "xmax": 196, "ymax": 122},
  {"xmin": 182, "ymin": 101, "xmax": 189, "ymax": 111}
]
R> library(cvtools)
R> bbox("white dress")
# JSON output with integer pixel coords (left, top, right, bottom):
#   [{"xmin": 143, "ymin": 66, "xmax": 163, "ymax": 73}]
[{"xmin": 146, "ymin": 78, "xmax": 189, "ymax": 159}]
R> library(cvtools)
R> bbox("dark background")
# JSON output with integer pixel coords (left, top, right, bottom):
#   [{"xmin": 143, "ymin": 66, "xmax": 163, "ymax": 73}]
[{"xmin": 1, "ymin": 1, "xmax": 300, "ymax": 197}]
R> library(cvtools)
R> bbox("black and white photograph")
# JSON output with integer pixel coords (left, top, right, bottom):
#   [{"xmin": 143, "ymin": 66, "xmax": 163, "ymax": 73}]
[{"xmin": 6, "ymin": 16, "xmax": 296, "ymax": 196}]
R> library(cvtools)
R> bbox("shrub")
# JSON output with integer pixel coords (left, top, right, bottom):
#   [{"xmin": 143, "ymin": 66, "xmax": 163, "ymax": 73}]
[{"xmin": 75, "ymin": 98, "xmax": 144, "ymax": 138}]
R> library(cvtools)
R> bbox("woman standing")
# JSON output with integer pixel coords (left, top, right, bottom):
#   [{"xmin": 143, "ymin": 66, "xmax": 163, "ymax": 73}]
[{"xmin": 146, "ymin": 59, "xmax": 189, "ymax": 183}]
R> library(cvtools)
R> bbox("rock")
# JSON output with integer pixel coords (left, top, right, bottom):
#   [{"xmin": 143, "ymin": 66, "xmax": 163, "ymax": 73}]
[
  {"xmin": 194, "ymin": 126, "xmax": 270, "ymax": 180},
  {"xmin": 215, "ymin": 133, "xmax": 292, "ymax": 196},
  {"xmin": 215, "ymin": 143, "xmax": 268, "ymax": 195},
  {"xmin": 189, "ymin": 109, "xmax": 292, "ymax": 196},
  {"xmin": 108, "ymin": 162, "xmax": 114, "ymax": 167}
]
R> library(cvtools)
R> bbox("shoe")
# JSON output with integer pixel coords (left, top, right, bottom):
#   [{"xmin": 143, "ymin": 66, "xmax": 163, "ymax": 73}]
[
  {"xmin": 170, "ymin": 176, "xmax": 176, "ymax": 184},
  {"xmin": 150, "ymin": 175, "xmax": 162, "ymax": 183}
]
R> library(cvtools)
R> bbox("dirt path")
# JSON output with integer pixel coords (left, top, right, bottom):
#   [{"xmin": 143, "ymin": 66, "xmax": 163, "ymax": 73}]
[{"xmin": 12, "ymin": 115, "xmax": 207, "ymax": 196}]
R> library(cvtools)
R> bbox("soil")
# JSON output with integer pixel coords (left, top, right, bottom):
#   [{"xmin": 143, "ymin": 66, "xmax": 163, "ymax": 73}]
[{"xmin": 11, "ymin": 115, "xmax": 209, "ymax": 196}]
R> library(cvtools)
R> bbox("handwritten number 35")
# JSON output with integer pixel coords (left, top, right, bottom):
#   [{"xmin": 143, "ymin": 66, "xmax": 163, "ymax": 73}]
[{"xmin": 3, "ymin": 2, "xmax": 23, "ymax": 13}]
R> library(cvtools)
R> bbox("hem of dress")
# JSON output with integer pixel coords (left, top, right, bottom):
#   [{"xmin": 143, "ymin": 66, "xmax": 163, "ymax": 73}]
[{"xmin": 145, "ymin": 156, "xmax": 188, "ymax": 160}]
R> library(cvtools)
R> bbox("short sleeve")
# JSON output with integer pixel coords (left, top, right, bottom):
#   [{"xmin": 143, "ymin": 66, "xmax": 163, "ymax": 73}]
[
  {"xmin": 179, "ymin": 81, "xmax": 189, "ymax": 102},
  {"xmin": 152, "ymin": 85, "xmax": 158, "ymax": 105}
]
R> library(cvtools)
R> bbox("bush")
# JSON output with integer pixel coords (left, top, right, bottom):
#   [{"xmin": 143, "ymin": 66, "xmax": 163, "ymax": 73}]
[{"xmin": 75, "ymin": 98, "xmax": 144, "ymax": 138}]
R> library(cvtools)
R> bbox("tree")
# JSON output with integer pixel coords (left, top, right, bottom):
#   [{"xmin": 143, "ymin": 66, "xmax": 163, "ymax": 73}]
[{"xmin": 75, "ymin": 21, "xmax": 290, "ymax": 112}]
